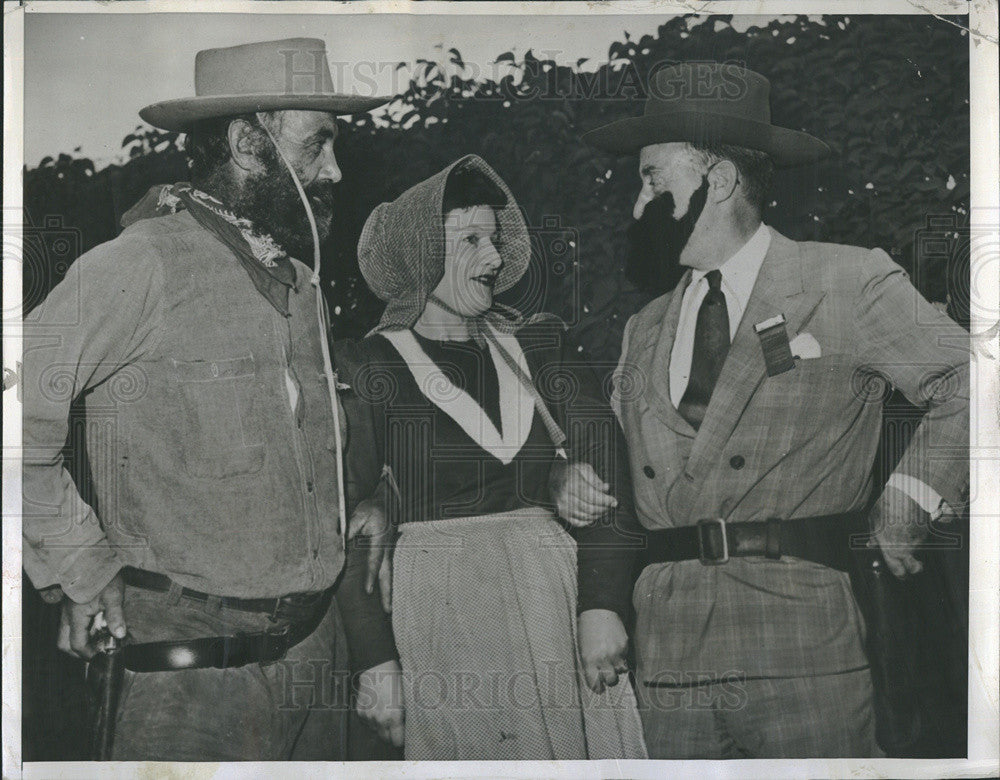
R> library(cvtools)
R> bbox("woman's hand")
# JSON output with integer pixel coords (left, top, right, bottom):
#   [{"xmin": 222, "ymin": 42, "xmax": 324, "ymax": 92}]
[
  {"xmin": 549, "ymin": 460, "xmax": 617, "ymax": 527},
  {"xmin": 578, "ymin": 608, "xmax": 630, "ymax": 694},
  {"xmin": 356, "ymin": 659, "xmax": 405, "ymax": 747}
]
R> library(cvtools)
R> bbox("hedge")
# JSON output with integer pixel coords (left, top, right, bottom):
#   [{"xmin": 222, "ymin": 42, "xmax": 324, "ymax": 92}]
[{"xmin": 23, "ymin": 13, "xmax": 970, "ymax": 362}]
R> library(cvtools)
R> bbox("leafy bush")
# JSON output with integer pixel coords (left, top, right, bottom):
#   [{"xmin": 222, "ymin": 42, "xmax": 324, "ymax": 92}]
[{"xmin": 23, "ymin": 14, "xmax": 970, "ymax": 361}]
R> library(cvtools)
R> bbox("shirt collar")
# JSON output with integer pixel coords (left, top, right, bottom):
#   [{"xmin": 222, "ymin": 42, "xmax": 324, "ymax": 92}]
[
  {"xmin": 169, "ymin": 184, "xmax": 299, "ymax": 316},
  {"xmin": 689, "ymin": 223, "xmax": 771, "ymax": 313}
]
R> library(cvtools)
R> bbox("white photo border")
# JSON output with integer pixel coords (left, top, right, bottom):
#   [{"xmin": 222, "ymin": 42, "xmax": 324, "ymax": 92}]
[{"xmin": 3, "ymin": 2, "xmax": 997, "ymax": 778}]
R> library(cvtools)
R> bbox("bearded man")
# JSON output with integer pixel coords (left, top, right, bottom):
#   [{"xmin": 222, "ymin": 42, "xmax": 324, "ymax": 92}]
[
  {"xmin": 585, "ymin": 63, "xmax": 969, "ymax": 758},
  {"xmin": 22, "ymin": 39, "xmax": 403, "ymax": 760}
]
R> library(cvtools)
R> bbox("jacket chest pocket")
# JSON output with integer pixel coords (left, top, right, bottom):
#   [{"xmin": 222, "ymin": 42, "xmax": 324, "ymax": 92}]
[
  {"xmin": 754, "ymin": 355, "xmax": 858, "ymax": 428},
  {"xmin": 171, "ymin": 354, "xmax": 265, "ymax": 479}
]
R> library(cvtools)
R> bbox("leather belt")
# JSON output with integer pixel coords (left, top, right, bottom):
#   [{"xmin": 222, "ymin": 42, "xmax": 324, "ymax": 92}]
[
  {"xmin": 122, "ymin": 566, "xmax": 325, "ymax": 622},
  {"xmin": 119, "ymin": 567, "xmax": 332, "ymax": 673},
  {"xmin": 121, "ymin": 622, "xmax": 317, "ymax": 673},
  {"xmin": 641, "ymin": 511, "xmax": 870, "ymax": 572}
]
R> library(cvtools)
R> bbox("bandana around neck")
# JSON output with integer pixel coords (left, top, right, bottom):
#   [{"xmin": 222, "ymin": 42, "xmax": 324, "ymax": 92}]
[
  {"xmin": 162, "ymin": 185, "xmax": 288, "ymax": 267},
  {"xmin": 124, "ymin": 182, "xmax": 298, "ymax": 315}
]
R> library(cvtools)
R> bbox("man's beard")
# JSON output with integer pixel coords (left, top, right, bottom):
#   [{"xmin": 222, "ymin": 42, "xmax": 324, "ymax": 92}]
[
  {"xmin": 625, "ymin": 176, "xmax": 709, "ymax": 294},
  {"xmin": 228, "ymin": 145, "xmax": 336, "ymax": 261}
]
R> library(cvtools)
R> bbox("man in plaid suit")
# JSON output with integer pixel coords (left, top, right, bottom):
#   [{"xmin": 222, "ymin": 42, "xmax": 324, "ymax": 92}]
[{"xmin": 584, "ymin": 63, "xmax": 969, "ymax": 757}]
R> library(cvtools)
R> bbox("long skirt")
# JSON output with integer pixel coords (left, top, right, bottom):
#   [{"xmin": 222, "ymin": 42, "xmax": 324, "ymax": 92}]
[{"xmin": 391, "ymin": 507, "xmax": 648, "ymax": 760}]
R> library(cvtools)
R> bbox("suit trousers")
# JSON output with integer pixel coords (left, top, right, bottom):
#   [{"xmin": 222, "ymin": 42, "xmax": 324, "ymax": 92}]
[
  {"xmin": 637, "ymin": 667, "xmax": 882, "ymax": 758},
  {"xmin": 110, "ymin": 583, "xmax": 351, "ymax": 761}
]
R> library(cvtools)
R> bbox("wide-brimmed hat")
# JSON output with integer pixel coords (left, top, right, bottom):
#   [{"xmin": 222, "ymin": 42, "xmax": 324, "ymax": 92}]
[
  {"xmin": 582, "ymin": 63, "xmax": 829, "ymax": 167},
  {"xmin": 140, "ymin": 38, "xmax": 390, "ymax": 131},
  {"xmin": 358, "ymin": 154, "xmax": 530, "ymax": 332}
]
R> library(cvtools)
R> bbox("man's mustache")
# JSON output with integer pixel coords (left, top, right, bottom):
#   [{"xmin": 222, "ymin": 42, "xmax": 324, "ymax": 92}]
[
  {"xmin": 625, "ymin": 180, "xmax": 709, "ymax": 294},
  {"xmin": 628, "ymin": 190, "xmax": 681, "ymax": 248},
  {"xmin": 305, "ymin": 182, "xmax": 335, "ymax": 210}
]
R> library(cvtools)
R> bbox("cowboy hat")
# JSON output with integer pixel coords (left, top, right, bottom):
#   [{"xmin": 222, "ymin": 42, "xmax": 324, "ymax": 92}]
[
  {"xmin": 582, "ymin": 63, "xmax": 829, "ymax": 167},
  {"xmin": 140, "ymin": 38, "xmax": 391, "ymax": 131}
]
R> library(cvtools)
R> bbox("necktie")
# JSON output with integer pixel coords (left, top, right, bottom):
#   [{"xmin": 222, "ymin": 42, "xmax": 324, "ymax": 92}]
[{"xmin": 677, "ymin": 269, "xmax": 730, "ymax": 430}]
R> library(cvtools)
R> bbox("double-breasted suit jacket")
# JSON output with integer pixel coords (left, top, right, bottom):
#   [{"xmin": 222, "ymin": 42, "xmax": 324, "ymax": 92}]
[{"xmin": 612, "ymin": 227, "xmax": 969, "ymax": 681}]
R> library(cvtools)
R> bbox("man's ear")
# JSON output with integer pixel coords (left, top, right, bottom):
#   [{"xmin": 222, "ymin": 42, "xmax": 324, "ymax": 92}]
[
  {"xmin": 227, "ymin": 118, "xmax": 265, "ymax": 174},
  {"xmin": 707, "ymin": 159, "xmax": 740, "ymax": 205}
]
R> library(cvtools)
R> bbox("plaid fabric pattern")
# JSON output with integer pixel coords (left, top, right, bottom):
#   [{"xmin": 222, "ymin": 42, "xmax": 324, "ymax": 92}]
[
  {"xmin": 357, "ymin": 155, "xmax": 531, "ymax": 333},
  {"xmin": 613, "ymin": 228, "xmax": 969, "ymax": 680},
  {"xmin": 636, "ymin": 668, "xmax": 880, "ymax": 758}
]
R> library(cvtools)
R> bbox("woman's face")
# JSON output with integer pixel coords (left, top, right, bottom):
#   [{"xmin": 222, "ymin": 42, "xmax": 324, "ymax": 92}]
[{"xmin": 433, "ymin": 205, "xmax": 503, "ymax": 317}]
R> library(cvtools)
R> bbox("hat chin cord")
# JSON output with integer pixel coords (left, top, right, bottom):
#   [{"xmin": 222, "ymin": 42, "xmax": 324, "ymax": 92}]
[{"xmin": 256, "ymin": 113, "xmax": 347, "ymax": 550}]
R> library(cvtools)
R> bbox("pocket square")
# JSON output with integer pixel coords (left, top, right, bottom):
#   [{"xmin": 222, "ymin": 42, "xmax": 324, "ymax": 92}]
[{"xmin": 790, "ymin": 332, "xmax": 822, "ymax": 359}]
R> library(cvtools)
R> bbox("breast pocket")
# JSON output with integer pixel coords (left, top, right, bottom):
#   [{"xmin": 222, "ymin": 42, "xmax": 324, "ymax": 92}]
[
  {"xmin": 171, "ymin": 354, "xmax": 265, "ymax": 479},
  {"xmin": 763, "ymin": 354, "xmax": 858, "ymax": 405}
]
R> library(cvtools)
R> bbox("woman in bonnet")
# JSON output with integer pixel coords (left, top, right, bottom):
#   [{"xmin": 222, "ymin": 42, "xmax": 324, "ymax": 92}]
[{"xmin": 336, "ymin": 155, "xmax": 646, "ymax": 760}]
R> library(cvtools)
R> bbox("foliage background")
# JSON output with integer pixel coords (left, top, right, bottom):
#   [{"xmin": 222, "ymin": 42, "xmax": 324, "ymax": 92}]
[
  {"xmin": 23, "ymin": 13, "xmax": 972, "ymax": 365},
  {"xmin": 19, "ymin": 13, "xmax": 971, "ymax": 761}
]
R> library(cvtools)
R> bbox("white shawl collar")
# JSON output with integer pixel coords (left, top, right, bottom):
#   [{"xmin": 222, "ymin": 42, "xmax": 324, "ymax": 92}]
[{"xmin": 380, "ymin": 325, "xmax": 536, "ymax": 465}]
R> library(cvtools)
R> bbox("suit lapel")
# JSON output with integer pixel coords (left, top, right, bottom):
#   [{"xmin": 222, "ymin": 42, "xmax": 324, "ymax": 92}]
[
  {"xmin": 636, "ymin": 270, "xmax": 698, "ymax": 438},
  {"xmin": 682, "ymin": 229, "xmax": 825, "ymax": 501}
]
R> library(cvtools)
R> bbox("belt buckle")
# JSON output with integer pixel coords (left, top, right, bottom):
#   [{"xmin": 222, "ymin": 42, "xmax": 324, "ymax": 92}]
[{"xmin": 697, "ymin": 518, "xmax": 729, "ymax": 565}]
